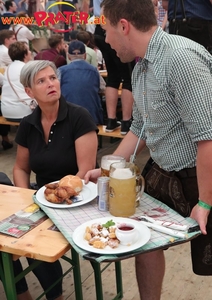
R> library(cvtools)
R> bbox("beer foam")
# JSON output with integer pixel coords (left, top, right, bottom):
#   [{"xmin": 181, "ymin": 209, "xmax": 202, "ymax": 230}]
[
  {"xmin": 112, "ymin": 168, "xmax": 134, "ymax": 179},
  {"xmin": 101, "ymin": 159, "xmax": 125, "ymax": 170}
]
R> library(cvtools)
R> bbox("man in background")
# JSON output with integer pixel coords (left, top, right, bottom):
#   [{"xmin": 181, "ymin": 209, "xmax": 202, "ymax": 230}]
[
  {"xmin": 0, "ymin": 29, "xmax": 16, "ymax": 67},
  {"xmin": 60, "ymin": 0, "xmax": 79, "ymax": 41},
  {"xmin": 93, "ymin": 0, "xmax": 134, "ymax": 135},
  {"xmin": 59, "ymin": 40, "xmax": 104, "ymax": 125},
  {"xmin": 162, "ymin": 0, "xmax": 212, "ymax": 53},
  {"xmin": 0, "ymin": 0, "xmax": 17, "ymax": 30},
  {"xmin": 76, "ymin": 30, "xmax": 98, "ymax": 67},
  {"xmin": 34, "ymin": 34, "xmax": 67, "ymax": 68}
]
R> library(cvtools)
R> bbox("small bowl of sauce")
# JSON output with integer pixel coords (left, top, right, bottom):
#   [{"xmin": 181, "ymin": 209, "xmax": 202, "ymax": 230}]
[{"xmin": 116, "ymin": 223, "xmax": 137, "ymax": 246}]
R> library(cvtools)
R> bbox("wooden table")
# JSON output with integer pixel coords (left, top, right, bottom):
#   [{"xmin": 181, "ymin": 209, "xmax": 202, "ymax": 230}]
[{"xmin": 0, "ymin": 185, "xmax": 83, "ymax": 300}]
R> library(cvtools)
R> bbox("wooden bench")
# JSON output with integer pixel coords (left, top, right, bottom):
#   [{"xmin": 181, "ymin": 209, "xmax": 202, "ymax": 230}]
[
  {"xmin": 0, "ymin": 119, "xmax": 123, "ymax": 147},
  {"xmin": 97, "ymin": 125, "xmax": 124, "ymax": 148},
  {"xmin": 0, "ymin": 116, "xmax": 20, "ymax": 126}
]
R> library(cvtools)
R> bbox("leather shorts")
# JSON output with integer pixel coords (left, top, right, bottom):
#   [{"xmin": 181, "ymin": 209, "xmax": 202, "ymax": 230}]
[{"xmin": 142, "ymin": 158, "xmax": 212, "ymax": 275}]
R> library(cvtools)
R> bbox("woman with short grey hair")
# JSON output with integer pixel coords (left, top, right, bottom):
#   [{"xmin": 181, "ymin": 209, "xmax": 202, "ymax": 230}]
[
  {"xmin": 20, "ymin": 60, "xmax": 57, "ymax": 88},
  {"xmin": 13, "ymin": 60, "xmax": 98, "ymax": 300}
]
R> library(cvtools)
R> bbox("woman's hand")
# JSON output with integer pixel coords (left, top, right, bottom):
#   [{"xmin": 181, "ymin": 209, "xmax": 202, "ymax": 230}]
[{"xmin": 84, "ymin": 168, "xmax": 101, "ymax": 184}]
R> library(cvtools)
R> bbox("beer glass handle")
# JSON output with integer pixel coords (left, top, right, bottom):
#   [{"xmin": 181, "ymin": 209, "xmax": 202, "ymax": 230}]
[
  {"xmin": 140, "ymin": 175, "xmax": 145, "ymax": 195},
  {"xmin": 136, "ymin": 175, "xmax": 145, "ymax": 201}
]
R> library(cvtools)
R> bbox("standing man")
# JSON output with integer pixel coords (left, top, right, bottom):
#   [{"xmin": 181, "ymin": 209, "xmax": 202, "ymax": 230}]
[
  {"xmin": 0, "ymin": 0, "xmax": 17, "ymax": 30},
  {"xmin": 85, "ymin": 0, "xmax": 212, "ymax": 299},
  {"xmin": 93, "ymin": 0, "xmax": 134, "ymax": 135},
  {"xmin": 60, "ymin": 0, "xmax": 79, "ymax": 41},
  {"xmin": 162, "ymin": 0, "xmax": 212, "ymax": 53}
]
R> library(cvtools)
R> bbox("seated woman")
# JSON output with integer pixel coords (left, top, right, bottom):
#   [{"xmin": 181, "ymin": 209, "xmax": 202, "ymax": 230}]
[
  {"xmin": 1, "ymin": 41, "xmax": 36, "ymax": 122},
  {"xmin": 13, "ymin": 60, "xmax": 98, "ymax": 299}
]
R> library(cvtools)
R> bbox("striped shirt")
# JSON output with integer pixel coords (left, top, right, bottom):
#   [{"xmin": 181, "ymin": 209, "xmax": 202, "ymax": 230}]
[{"xmin": 131, "ymin": 27, "xmax": 212, "ymax": 171}]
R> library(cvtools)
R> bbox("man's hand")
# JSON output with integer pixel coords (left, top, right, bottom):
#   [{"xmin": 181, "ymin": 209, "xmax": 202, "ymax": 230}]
[
  {"xmin": 190, "ymin": 204, "xmax": 210, "ymax": 235},
  {"xmin": 84, "ymin": 168, "xmax": 101, "ymax": 184}
]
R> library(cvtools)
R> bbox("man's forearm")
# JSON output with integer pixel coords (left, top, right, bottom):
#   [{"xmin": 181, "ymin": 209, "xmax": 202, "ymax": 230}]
[{"xmin": 196, "ymin": 140, "xmax": 212, "ymax": 206}]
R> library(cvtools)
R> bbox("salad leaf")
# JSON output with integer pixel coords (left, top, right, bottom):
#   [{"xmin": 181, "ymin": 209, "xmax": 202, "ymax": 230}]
[{"xmin": 102, "ymin": 220, "xmax": 115, "ymax": 228}]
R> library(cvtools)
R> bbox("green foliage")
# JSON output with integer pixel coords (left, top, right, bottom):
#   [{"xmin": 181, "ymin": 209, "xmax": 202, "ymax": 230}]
[
  {"xmin": 102, "ymin": 220, "xmax": 115, "ymax": 228},
  {"xmin": 30, "ymin": 25, "xmax": 49, "ymax": 38}
]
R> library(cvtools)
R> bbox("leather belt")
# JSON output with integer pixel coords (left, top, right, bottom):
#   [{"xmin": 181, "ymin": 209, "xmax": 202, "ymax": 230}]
[
  {"xmin": 175, "ymin": 167, "xmax": 196, "ymax": 179},
  {"xmin": 169, "ymin": 18, "xmax": 212, "ymax": 25}
]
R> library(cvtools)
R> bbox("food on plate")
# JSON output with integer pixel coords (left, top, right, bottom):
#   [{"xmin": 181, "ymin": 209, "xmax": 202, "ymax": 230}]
[
  {"xmin": 59, "ymin": 175, "xmax": 83, "ymax": 193},
  {"xmin": 44, "ymin": 175, "xmax": 83, "ymax": 204},
  {"xmin": 84, "ymin": 220, "xmax": 120, "ymax": 249}
]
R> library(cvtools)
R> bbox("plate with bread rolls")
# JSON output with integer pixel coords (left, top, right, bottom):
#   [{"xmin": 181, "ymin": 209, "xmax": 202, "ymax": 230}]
[{"xmin": 36, "ymin": 175, "xmax": 97, "ymax": 208}]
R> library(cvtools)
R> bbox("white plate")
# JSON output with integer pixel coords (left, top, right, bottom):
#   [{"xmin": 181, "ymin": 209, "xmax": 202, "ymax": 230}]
[
  {"xmin": 36, "ymin": 180, "xmax": 97, "ymax": 208},
  {"xmin": 72, "ymin": 217, "xmax": 151, "ymax": 254}
]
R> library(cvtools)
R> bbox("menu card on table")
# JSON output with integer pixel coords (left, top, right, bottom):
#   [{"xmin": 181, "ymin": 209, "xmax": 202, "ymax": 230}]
[{"xmin": 0, "ymin": 203, "xmax": 47, "ymax": 238}]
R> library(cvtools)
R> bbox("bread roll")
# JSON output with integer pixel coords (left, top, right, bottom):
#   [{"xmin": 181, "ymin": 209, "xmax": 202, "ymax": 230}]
[{"xmin": 58, "ymin": 175, "xmax": 83, "ymax": 193}]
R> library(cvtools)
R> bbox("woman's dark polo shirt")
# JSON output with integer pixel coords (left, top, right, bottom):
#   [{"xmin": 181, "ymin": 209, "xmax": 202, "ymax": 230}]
[{"xmin": 15, "ymin": 96, "xmax": 98, "ymax": 188}]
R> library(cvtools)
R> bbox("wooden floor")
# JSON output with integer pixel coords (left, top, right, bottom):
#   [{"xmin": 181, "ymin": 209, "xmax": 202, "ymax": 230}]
[{"xmin": 0, "ymin": 128, "xmax": 212, "ymax": 299}]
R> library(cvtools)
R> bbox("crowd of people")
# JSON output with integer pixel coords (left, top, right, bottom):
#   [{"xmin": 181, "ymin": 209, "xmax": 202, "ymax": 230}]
[
  {"xmin": 0, "ymin": 0, "xmax": 212, "ymax": 299},
  {"xmin": 0, "ymin": 0, "xmax": 106, "ymax": 152}
]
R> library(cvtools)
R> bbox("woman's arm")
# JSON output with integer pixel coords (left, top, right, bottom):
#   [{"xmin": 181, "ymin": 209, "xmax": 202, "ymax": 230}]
[
  {"xmin": 75, "ymin": 131, "xmax": 98, "ymax": 179},
  {"xmin": 13, "ymin": 145, "xmax": 31, "ymax": 188}
]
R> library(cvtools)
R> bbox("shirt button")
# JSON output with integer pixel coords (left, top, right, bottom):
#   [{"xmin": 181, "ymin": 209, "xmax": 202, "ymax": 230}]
[
  {"xmin": 152, "ymin": 147, "xmax": 156, "ymax": 152},
  {"xmin": 143, "ymin": 92, "xmax": 146, "ymax": 95},
  {"xmin": 50, "ymin": 131, "xmax": 53, "ymax": 134},
  {"xmin": 150, "ymin": 131, "xmax": 153, "ymax": 135},
  {"xmin": 145, "ymin": 114, "xmax": 148, "ymax": 118},
  {"xmin": 54, "ymin": 123, "xmax": 56, "ymax": 126},
  {"xmin": 49, "ymin": 140, "xmax": 51, "ymax": 142}
]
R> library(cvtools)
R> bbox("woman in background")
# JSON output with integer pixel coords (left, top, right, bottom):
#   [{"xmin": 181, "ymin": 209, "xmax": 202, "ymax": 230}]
[{"xmin": 1, "ymin": 41, "xmax": 35, "ymax": 122}]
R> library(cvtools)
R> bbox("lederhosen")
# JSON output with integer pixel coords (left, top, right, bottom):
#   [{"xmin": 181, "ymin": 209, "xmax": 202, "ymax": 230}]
[
  {"xmin": 168, "ymin": 0, "xmax": 212, "ymax": 54},
  {"xmin": 142, "ymin": 157, "xmax": 212, "ymax": 275}
]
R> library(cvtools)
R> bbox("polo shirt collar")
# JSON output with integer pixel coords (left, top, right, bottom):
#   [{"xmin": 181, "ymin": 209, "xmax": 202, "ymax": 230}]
[{"xmin": 27, "ymin": 96, "xmax": 68, "ymax": 126}]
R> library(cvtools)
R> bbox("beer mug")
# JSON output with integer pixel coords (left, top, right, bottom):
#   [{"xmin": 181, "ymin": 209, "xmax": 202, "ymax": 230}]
[
  {"xmin": 100, "ymin": 155, "xmax": 125, "ymax": 177},
  {"xmin": 109, "ymin": 162, "xmax": 143, "ymax": 217}
]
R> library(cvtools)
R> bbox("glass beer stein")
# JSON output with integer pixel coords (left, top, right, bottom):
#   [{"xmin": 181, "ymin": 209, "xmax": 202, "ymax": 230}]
[
  {"xmin": 109, "ymin": 162, "xmax": 144, "ymax": 217},
  {"xmin": 100, "ymin": 155, "xmax": 125, "ymax": 177}
]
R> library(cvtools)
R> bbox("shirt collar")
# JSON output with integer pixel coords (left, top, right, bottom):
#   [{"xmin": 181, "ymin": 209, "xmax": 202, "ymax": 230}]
[
  {"xmin": 144, "ymin": 26, "xmax": 165, "ymax": 64},
  {"xmin": 27, "ymin": 96, "xmax": 68, "ymax": 126}
]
